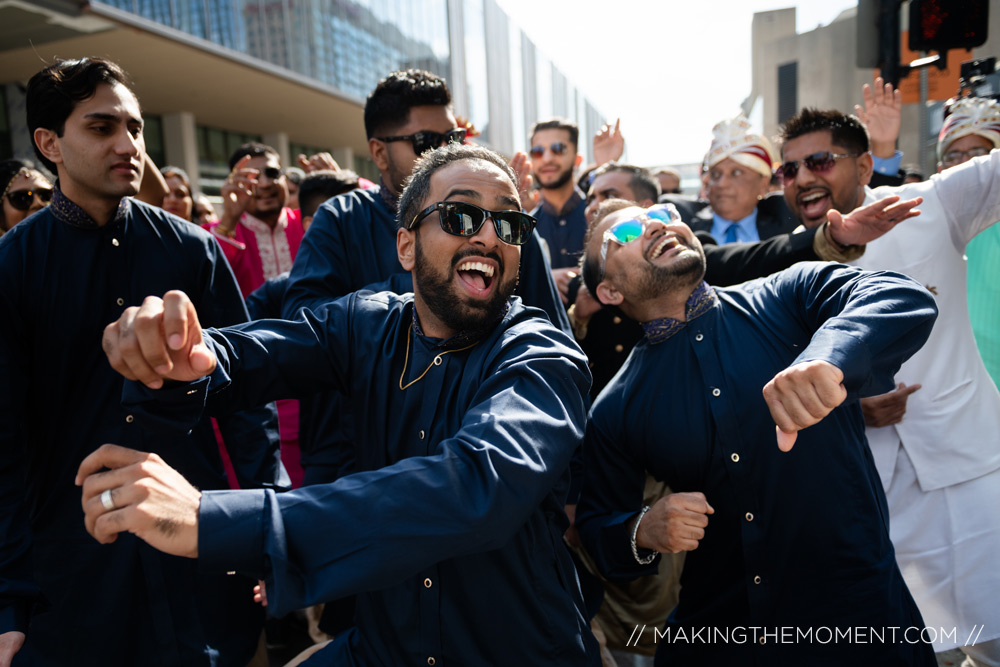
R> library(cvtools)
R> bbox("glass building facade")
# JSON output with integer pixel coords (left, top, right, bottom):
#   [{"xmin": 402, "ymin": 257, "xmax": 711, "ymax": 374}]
[{"xmin": 93, "ymin": 0, "xmax": 603, "ymax": 159}]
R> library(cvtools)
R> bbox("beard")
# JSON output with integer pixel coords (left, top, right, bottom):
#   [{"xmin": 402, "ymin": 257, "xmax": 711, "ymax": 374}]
[
  {"xmin": 537, "ymin": 163, "xmax": 574, "ymax": 191},
  {"xmin": 414, "ymin": 231, "xmax": 519, "ymax": 334},
  {"xmin": 632, "ymin": 241, "xmax": 707, "ymax": 303}
]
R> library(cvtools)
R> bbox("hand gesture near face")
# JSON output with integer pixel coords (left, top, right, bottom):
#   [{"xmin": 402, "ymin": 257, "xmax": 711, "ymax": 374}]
[{"xmin": 218, "ymin": 154, "xmax": 258, "ymax": 234}]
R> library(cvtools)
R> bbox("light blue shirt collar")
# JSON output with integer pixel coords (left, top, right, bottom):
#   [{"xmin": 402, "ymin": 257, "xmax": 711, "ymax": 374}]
[{"xmin": 711, "ymin": 209, "xmax": 760, "ymax": 244}]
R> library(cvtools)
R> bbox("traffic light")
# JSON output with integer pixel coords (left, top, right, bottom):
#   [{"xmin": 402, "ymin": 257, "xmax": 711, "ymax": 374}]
[{"xmin": 909, "ymin": 0, "xmax": 989, "ymax": 53}]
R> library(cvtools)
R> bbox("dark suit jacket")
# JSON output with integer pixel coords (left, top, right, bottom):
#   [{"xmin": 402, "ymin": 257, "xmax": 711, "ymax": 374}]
[
  {"xmin": 660, "ymin": 192, "xmax": 799, "ymax": 240},
  {"xmin": 570, "ymin": 226, "xmax": 822, "ymax": 397}
]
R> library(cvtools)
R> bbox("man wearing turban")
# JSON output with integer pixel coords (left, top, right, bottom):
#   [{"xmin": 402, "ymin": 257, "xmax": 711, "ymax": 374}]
[
  {"xmin": 940, "ymin": 97, "xmax": 1000, "ymax": 392},
  {"xmin": 676, "ymin": 116, "xmax": 798, "ymax": 244}
]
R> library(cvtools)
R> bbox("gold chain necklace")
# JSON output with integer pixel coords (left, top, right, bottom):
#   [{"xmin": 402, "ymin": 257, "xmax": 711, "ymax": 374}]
[{"xmin": 399, "ymin": 322, "xmax": 480, "ymax": 390}]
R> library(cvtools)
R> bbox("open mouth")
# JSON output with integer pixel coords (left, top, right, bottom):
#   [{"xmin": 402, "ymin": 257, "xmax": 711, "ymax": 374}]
[
  {"xmin": 456, "ymin": 258, "xmax": 496, "ymax": 296},
  {"xmin": 797, "ymin": 189, "xmax": 830, "ymax": 220},
  {"xmin": 648, "ymin": 233, "xmax": 682, "ymax": 260}
]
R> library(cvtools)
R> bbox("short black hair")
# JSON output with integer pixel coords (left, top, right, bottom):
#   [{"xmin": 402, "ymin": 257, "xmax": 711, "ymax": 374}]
[
  {"xmin": 581, "ymin": 198, "xmax": 636, "ymax": 302},
  {"xmin": 26, "ymin": 57, "xmax": 135, "ymax": 173},
  {"xmin": 591, "ymin": 162, "xmax": 661, "ymax": 204},
  {"xmin": 779, "ymin": 108, "xmax": 869, "ymax": 155},
  {"xmin": 397, "ymin": 144, "xmax": 517, "ymax": 231},
  {"xmin": 228, "ymin": 142, "xmax": 280, "ymax": 170},
  {"xmin": 364, "ymin": 70, "xmax": 452, "ymax": 139},
  {"xmin": 299, "ymin": 169, "xmax": 361, "ymax": 218},
  {"xmin": 530, "ymin": 118, "xmax": 580, "ymax": 151}
]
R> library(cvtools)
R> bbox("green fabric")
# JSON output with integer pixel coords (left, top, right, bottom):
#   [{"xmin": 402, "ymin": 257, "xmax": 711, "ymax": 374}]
[{"xmin": 967, "ymin": 223, "xmax": 1000, "ymax": 388}]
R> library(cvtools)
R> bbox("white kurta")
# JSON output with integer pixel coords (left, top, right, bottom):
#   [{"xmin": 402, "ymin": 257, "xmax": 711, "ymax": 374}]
[{"xmin": 851, "ymin": 150, "xmax": 1000, "ymax": 651}]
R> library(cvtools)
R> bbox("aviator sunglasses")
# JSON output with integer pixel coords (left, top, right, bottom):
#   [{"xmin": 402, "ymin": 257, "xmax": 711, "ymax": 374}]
[
  {"xmin": 529, "ymin": 141, "xmax": 569, "ymax": 158},
  {"xmin": 775, "ymin": 151, "xmax": 861, "ymax": 184},
  {"xmin": 408, "ymin": 200, "xmax": 537, "ymax": 246},
  {"xmin": 600, "ymin": 204, "xmax": 681, "ymax": 280},
  {"xmin": 378, "ymin": 128, "xmax": 468, "ymax": 156},
  {"xmin": 5, "ymin": 187, "xmax": 53, "ymax": 211}
]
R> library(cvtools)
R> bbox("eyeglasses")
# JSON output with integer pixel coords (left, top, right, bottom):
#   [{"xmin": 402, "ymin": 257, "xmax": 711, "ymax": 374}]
[
  {"xmin": 775, "ymin": 151, "xmax": 861, "ymax": 184},
  {"xmin": 408, "ymin": 200, "xmax": 536, "ymax": 246},
  {"xmin": 599, "ymin": 204, "xmax": 681, "ymax": 280},
  {"xmin": 5, "ymin": 187, "xmax": 53, "ymax": 211},
  {"xmin": 378, "ymin": 129, "xmax": 467, "ymax": 155},
  {"xmin": 260, "ymin": 166, "xmax": 284, "ymax": 180},
  {"xmin": 941, "ymin": 146, "xmax": 990, "ymax": 167},
  {"xmin": 529, "ymin": 142, "xmax": 569, "ymax": 158}
]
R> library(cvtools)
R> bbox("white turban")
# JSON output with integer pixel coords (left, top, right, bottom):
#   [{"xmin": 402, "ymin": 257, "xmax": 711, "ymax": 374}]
[
  {"xmin": 938, "ymin": 97, "xmax": 1000, "ymax": 159},
  {"xmin": 704, "ymin": 115, "xmax": 776, "ymax": 179}
]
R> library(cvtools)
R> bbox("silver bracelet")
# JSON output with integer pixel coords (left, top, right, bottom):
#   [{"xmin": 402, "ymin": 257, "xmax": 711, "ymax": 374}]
[{"xmin": 630, "ymin": 505, "xmax": 657, "ymax": 565}]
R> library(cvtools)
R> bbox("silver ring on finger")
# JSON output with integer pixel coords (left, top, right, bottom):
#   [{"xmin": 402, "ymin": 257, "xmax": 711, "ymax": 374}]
[{"xmin": 100, "ymin": 488, "xmax": 116, "ymax": 511}]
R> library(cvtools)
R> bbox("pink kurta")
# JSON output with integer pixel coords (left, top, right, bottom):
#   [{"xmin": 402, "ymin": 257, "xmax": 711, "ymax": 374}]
[{"xmin": 205, "ymin": 207, "xmax": 305, "ymax": 486}]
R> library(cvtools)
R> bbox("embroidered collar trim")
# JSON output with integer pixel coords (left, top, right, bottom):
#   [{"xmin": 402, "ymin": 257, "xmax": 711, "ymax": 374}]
[
  {"xmin": 641, "ymin": 281, "xmax": 718, "ymax": 344},
  {"xmin": 241, "ymin": 208, "xmax": 288, "ymax": 234},
  {"xmin": 50, "ymin": 183, "xmax": 128, "ymax": 229}
]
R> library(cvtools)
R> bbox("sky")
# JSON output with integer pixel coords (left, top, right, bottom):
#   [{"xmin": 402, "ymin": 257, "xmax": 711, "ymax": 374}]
[{"xmin": 493, "ymin": 0, "xmax": 858, "ymax": 167}]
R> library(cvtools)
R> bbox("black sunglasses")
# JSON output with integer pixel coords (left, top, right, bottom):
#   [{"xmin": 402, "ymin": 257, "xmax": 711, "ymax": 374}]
[
  {"xmin": 776, "ymin": 151, "xmax": 861, "ymax": 183},
  {"xmin": 378, "ymin": 128, "xmax": 468, "ymax": 155},
  {"xmin": 529, "ymin": 141, "xmax": 568, "ymax": 158},
  {"xmin": 261, "ymin": 166, "xmax": 284, "ymax": 180},
  {"xmin": 408, "ymin": 201, "xmax": 536, "ymax": 246},
  {"xmin": 6, "ymin": 187, "xmax": 53, "ymax": 211}
]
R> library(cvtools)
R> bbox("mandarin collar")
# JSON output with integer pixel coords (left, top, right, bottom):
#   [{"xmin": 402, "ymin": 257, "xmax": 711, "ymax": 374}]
[
  {"xmin": 49, "ymin": 182, "xmax": 128, "ymax": 230},
  {"xmin": 538, "ymin": 186, "xmax": 585, "ymax": 217},
  {"xmin": 641, "ymin": 281, "xmax": 718, "ymax": 344}
]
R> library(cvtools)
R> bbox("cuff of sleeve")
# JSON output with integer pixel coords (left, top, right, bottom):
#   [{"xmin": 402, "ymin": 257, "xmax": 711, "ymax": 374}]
[
  {"xmin": 794, "ymin": 328, "xmax": 871, "ymax": 393},
  {"xmin": 0, "ymin": 602, "xmax": 29, "ymax": 635},
  {"xmin": 813, "ymin": 222, "xmax": 865, "ymax": 263},
  {"xmin": 122, "ymin": 375, "xmax": 212, "ymax": 433},
  {"xmin": 872, "ymin": 150, "xmax": 903, "ymax": 175},
  {"xmin": 199, "ymin": 489, "xmax": 268, "ymax": 579}
]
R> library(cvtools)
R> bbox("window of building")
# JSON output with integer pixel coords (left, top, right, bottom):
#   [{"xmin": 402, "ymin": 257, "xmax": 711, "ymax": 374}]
[
  {"xmin": 143, "ymin": 114, "xmax": 166, "ymax": 169},
  {"xmin": 777, "ymin": 62, "xmax": 798, "ymax": 124},
  {"xmin": 196, "ymin": 124, "xmax": 262, "ymax": 194}
]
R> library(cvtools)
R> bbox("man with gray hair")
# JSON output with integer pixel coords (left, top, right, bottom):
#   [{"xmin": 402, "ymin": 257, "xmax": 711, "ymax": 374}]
[{"xmin": 80, "ymin": 143, "xmax": 599, "ymax": 666}]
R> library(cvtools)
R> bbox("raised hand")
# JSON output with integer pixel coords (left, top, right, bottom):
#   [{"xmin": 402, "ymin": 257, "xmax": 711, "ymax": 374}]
[
  {"xmin": 218, "ymin": 154, "xmax": 258, "ymax": 235},
  {"xmin": 763, "ymin": 360, "xmax": 847, "ymax": 451},
  {"xmin": 297, "ymin": 152, "xmax": 340, "ymax": 173},
  {"xmin": 508, "ymin": 150, "xmax": 535, "ymax": 211},
  {"xmin": 855, "ymin": 76, "xmax": 902, "ymax": 158},
  {"xmin": 593, "ymin": 118, "xmax": 625, "ymax": 167},
  {"xmin": 827, "ymin": 195, "xmax": 922, "ymax": 246},
  {"xmin": 635, "ymin": 492, "xmax": 715, "ymax": 554},
  {"xmin": 102, "ymin": 290, "xmax": 216, "ymax": 389}
]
